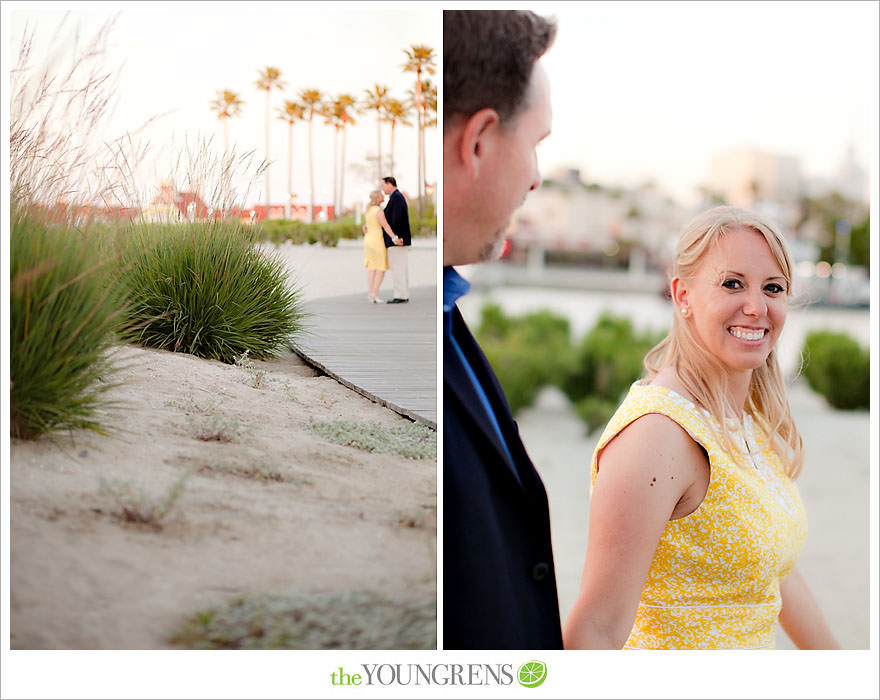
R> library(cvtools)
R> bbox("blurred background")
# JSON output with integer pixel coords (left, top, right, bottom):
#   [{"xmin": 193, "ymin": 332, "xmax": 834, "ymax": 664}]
[{"xmin": 454, "ymin": 1, "xmax": 875, "ymax": 649}]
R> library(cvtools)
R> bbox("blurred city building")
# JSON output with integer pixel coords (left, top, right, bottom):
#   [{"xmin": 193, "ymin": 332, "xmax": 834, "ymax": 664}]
[
  {"xmin": 510, "ymin": 167, "xmax": 688, "ymax": 274},
  {"xmin": 495, "ymin": 151, "xmax": 869, "ymax": 307},
  {"xmin": 142, "ymin": 180, "xmax": 209, "ymax": 222}
]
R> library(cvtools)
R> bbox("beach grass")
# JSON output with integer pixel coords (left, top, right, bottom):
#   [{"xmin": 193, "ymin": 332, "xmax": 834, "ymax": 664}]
[
  {"xmin": 114, "ymin": 220, "xmax": 307, "ymax": 363},
  {"xmin": 10, "ymin": 209, "xmax": 126, "ymax": 439}
]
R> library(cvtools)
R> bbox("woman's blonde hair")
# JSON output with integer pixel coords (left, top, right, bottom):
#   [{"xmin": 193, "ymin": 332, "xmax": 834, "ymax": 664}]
[
  {"xmin": 644, "ymin": 206, "xmax": 804, "ymax": 478},
  {"xmin": 368, "ymin": 189, "xmax": 382, "ymax": 204}
]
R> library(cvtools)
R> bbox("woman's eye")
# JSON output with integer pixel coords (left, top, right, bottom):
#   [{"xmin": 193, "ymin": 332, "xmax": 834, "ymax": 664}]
[
  {"xmin": 721, "ymin": 279, "xmax": 742, "ymax": 290},
  {"xmin": 765, "ymin": 283, "xmax": 785, "ymax": 294}
]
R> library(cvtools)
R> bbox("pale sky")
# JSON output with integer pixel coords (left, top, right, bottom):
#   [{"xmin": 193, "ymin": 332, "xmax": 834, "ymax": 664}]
[
  {"xmin": 532, "ymin": 1, "xmax": 878, "ymax": 205},
  {"xmin": 5, "ymin": 1, "xmax": 440, "ymax": 210},
  {"xmin": 6, "ymin": 2, "xmax": 877, "ymax": 210}
]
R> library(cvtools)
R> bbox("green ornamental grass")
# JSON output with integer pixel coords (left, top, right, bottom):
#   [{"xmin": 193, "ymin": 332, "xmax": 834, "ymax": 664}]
[
  {"xmin": 10, "ymin": 210, "xmax": 125, "ymax": 439},
  {"xmin": 116, "ymin": 220, "xmax": 306, "ymax": 363}
]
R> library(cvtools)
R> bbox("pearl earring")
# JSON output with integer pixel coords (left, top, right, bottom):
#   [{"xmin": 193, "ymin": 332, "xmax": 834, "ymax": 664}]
[{"xmin": 680, "ymin": 307, "xmax": 689, "ymax": 316}]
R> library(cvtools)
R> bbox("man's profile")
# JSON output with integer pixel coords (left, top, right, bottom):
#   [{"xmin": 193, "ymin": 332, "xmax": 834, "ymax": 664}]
[{"xmin": 442, "ymin": 9, "xmax": 561, "ymax": 650}]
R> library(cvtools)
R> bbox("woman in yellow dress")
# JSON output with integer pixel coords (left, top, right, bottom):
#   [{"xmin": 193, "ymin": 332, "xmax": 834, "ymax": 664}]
[
  {"xmin": 363, "ymin": 190, "xmax": 389, "ymax": 303},
  {"xmin": 563, "ymin": 206, "xmax": 839, "ymax": 649}
]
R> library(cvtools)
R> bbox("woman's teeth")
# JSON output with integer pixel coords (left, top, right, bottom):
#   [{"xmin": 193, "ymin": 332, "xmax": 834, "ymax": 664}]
[{"xmin": 729, "ymin": 327, "xmax": 765, "ymax": 341}]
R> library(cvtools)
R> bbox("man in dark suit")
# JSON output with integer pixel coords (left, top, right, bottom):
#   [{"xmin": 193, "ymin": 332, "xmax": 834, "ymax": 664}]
[
  {"xmin": 443, "ymin": 10, "xmax": 561, "ymax": 650},
  {"xmin": 378, "ymin": 176, "xmax": 411, "ymax": 304}
]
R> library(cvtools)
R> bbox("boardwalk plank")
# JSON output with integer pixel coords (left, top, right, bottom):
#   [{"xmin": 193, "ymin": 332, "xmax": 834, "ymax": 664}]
[{"xmin": 291, "ymin": 285, "xmax": 437, "ymax": 428}]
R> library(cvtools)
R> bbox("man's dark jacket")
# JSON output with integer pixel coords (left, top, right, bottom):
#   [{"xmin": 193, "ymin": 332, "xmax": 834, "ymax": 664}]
[
  {"xmin": 444, "ymin": 303, "xmax": 563, "ymax": 650},
  {"xmin": 382, "ymin": 188, "xmax": 412, "ymax": 247}
]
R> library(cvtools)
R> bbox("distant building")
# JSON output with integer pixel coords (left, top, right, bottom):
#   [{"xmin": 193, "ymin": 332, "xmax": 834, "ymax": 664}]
[
  {"xmin": 247, "ymin": 204, "xmax": 334, "ymax": 222},
  {"xmin": 707, "ymin": 149, "xmax": 802, "ymax": 209},
  {"xmin": 805, "ymin": 146, "xmax": 869, "ymax": 203},
  {"xmin": 141, "ymin": 180, "xmax": 209, "ymax": 222},
  {"xmin": 512, "ymin": 168, "xmax": 689, "ymax": 269}
]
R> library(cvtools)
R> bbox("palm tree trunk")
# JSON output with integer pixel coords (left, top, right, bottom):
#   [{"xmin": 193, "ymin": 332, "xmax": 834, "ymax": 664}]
[
  {"xmin": 286, "ymin": 120, "xmax": 293, "ymax": 220},
  {"xmin": 340, "ymin": 125, "xmax": 347, "ymax": 218},
  {"xmin": 389, "ymin": 120, "xmax": 396, "ymax": 175},
  {"xmin": 419, "ymin": 104, "xmax": 428, "ymax": 217},
  {"xmin": 376, "ymin": 115, "xmax": 383, "ymax": 181},
  {"xmin": 415, "ymin": 69, "xmax": 424, "ymax": 218},
  {"xmin": 308, "ymin": 113, "xmax": 315, "ymax": 223},
  {"xmin": 264, "ymin": 89, "xmax": 271, "ymax": 217},
  {"xmin": 332, "ymin": 126, "xmax": 339, "ymax": 220}
]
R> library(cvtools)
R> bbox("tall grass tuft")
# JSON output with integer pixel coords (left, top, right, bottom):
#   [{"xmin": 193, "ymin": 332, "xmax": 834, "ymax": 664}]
[
  {"xmin": 9, "ymin": 18, "xmax": 133, "ymax": 439},
  {"xmin": 115, "ymin": 220, "xmax": 307, "ymax": 363},
  {"xmin": 10, "ymin": 208, "xmax": 125, "ymax": 439}
]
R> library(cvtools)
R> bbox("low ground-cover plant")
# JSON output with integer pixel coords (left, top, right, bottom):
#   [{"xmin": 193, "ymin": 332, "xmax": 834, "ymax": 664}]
[
  {"xmin": 10, "ymin": 210, "xmax": 125, "ymax": 439},
  {"xmin": 169, "ymin": 591, "xmax": 436, "ymax": 649},
  {"xmin": 114, "ymin": 220, "xmax": 306, "ymax": 363},
  {"xmin": 309, "ymin": 420, "xmax": 436, "ymax": 460},
  {"xmin": 98, "ymin": 469, "xmax": 192, "ymax": 529},
  {"xmin": 801, "ymin": 330, "xmax": 869, "ymax": 410}
]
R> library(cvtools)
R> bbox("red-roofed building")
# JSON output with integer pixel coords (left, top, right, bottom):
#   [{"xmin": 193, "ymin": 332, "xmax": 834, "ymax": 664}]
[{"xmin": 142, "ymin": 180, "xmax": 212, "ymax": 222}]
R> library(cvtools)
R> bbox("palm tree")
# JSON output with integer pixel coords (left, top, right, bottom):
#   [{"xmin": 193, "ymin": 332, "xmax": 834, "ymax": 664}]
[
  {"xmin": 255, "ymin": 66, "xmax": 286, "ymax": 217},
  {"xmin": 328, "ymin": 93, "xmax": 357, "ymax": 218},
  {"xmin": 298, "ymin": 88, "xmax": 323, "ymax": 222},
  {"xmin": 209, "ymin": 89, "xmax": 245, "ymax": 158},
  {"xmin": 422, "ymin": 79, "xmax": 438, "ymax": 128},
  {"xmin": 277, "ymin": 99, "xmax": 305, "ymax": 219},
  {"xmin": 402, "ymin": 44, "xmax": 436, "ymax": 216},
  {"xmin": 421, "ymin": 79, "xmax": 438, "ymax": 204},
  {"xmin": 383, "ymin": 98, "xmax": 412, "ymax": 177},
  {"xmin": 362, "ymin": 84, "xmax": 389, "ymax": 181},
  {"xmin": 323, "ymin": 99, "xmax": 342, "ymax": 220}
]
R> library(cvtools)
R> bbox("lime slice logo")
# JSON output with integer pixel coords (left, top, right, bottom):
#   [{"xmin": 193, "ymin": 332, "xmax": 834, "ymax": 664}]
[{"xmin": 517, "ymin": 660, "xmax": 547, "ymax": 688}]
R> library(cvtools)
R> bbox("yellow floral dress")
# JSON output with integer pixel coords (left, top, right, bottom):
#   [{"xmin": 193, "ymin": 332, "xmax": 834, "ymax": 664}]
[
  {"xmin": 590, "ymin": 381, "xmax": 807, "ymax": 649},
  {"xmin": 363, "ymin": 204, "xmax": 388, "ymax": 271}
]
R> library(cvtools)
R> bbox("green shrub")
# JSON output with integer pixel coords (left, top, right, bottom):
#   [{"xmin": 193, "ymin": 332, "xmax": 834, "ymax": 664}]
[
  {"xmin": 256, "ymin": 210, "xmax": 436, "ymax": 247},
  {"xmin": 260, "ymin": 218, "xmax": 364, "ymax": 246},
  {"xmin": 475, "ymin": 305, "xmax": 574, "ymax": 415},
  {"xmin": 471, "ymin": 306, "xmax": 661, "ymax": 430},
  {"xmin": 115, "ymin": 220, "xmax": 306, "ymax": 363},
  {"xmin": 256, "ymin": 218, "xmax": 362, "ymax": 246},
  {"xmin": 802, "ymin": 330, "xmax": 869, "ymax": 410},
  {"xmin": 409, "ymin": 202, "xmax": 437, "ymax": 238},
  {"xmin": 10, "ymin": 210, "xmax": 125, "ymax": 439},
  {"xmin": 573, "ymin": 395, "xmax": 620, "ymax": 434},
  {"xmin": 562, "ymin": 313, "xmax": 663, "ymax": 433}
]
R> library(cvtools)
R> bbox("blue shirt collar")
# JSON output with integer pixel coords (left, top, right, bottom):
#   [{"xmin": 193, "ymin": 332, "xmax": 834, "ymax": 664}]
[{"xmin": 443, "ymin": 266, "xmax": 471, "ymax": 314}]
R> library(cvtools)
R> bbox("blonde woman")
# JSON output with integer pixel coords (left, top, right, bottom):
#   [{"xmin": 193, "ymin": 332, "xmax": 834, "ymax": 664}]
[
  {"xmin": 363, "ymin": 190, "xmax": 388, "ymax": 303},
  {"xmin": 563, "ymin": 206, "xmax": 839, "ymax": 650}
]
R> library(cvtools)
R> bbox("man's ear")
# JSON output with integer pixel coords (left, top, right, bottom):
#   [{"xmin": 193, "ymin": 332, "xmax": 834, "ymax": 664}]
[{"xmin": 458, "ymin": 108, "xmax": 500, "ymax": 180}]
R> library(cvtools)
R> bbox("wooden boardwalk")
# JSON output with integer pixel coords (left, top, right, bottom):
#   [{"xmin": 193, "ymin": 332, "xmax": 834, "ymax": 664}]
[{"xmin": 291, "ymin": 285, "xmax": 437, "ymax": 428}]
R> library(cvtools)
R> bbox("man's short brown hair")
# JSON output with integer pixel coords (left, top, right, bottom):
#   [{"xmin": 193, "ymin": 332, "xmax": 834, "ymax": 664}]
[{"xmin": 443, "ymin": 10, "xmax": 557, "ymax": 129}]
